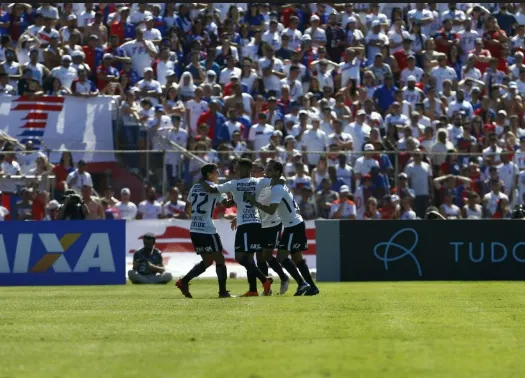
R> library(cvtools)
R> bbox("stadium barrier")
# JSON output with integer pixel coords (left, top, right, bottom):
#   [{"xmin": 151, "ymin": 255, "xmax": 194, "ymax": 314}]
[
  {"xmin": 125, "ymin": 219, "xmax": 317, "ymax": 275},
  {"xmin": 316, "ymin": 220, "xmax": 525, "ymax": 282},
  {"xmin": 0, "ymin": 220, "xmax": 126, "ymax": 286},
  {"xmin": 0, "ymin": 219, "xmax": 317, "ymax": 286}
]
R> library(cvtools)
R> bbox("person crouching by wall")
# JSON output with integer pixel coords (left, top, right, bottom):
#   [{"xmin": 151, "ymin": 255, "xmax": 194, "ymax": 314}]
[{"xmin": 128, "ymin": 233, "xmax": 173, "ymax": 284}]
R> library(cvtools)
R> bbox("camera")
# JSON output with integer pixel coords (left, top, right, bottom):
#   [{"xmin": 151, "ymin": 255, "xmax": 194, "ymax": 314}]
[
  {"xmin": 59, "ymin": 191, "xmax": 85, "ymax": 220},
  {"xmin": 511, "ymin": 205, "xmax": 525, "ymax": 220},
  {"xmin": 66, "ymin": 193, "xmax": 82, "ymax": 205},
  {"xmin": 425, "ymin": 207, "xmax": 445, "ymax": 220}
]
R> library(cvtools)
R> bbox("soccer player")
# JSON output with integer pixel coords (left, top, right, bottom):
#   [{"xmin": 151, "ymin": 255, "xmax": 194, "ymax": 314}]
[
  {"xmin": 245, "ymin": 160, "xmax": 319, "ymax": 296},
  {"xmin": 176, "ymin": 164, "xmax": 233, "ymax": 299},
  {"xmin": 249, "ymin": 161, "xmax": 290, "ymax": 295},
  {"xmin": 200, "ymin": 158, "xmax": 277, "ymax": 297}
]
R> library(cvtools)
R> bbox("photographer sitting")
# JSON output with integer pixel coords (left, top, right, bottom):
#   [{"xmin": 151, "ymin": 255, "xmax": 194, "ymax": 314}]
[
  {"xmin": 58, "ymin": 189, "xmax": 89, "ymax": 220},
  {"xmin": 128, "ymin": 233, "xmax": 173, "ymax": 285}
]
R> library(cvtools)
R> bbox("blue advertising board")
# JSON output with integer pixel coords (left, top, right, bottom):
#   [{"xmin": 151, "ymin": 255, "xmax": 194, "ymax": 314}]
[{"xmin": 0, "ymin": 221, "xmax": 126, "ymax": 286}]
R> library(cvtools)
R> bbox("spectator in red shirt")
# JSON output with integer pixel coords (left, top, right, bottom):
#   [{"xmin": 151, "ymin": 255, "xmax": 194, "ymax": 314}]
[
  {"xmin": 380, "ymin": 194, "xmax": 400, "ymax": 220},
  {"xmin": 96, "ymin": 53, "xmax": 119, "ymax": 91},
  {"xmin": 435, "ymin": 19, "xmax": 459, "ymax": 54},
  {"xmin": 393, "ymin": 36, "xmax": 415, "ymax": 72},
  {"xmin": 497, "ymin": 46, "xmax": 510, "ymax": 74},
  {"xmin": 483, "ymin": 15, "xmax": 508, "ymax": 58},
  {"xmin": 32, "ymin": 191, "xmax": 47, "ymax": 221},
  {"xmin": 109, "ymin": 7, "xmax": 129, "ymax": 42},
  {"xmin": 82, "ymin": 34, "xmax": 104, "ymax": 73},
  {"xmin": 470, "ymin": 38, "xmax": 492, "ymax": 74}
]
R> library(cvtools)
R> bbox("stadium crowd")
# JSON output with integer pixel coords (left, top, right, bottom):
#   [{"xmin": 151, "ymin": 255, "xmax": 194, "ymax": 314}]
[{"xmin": 1, "ymin": 3, "xmax": 525, "ymax": 221}]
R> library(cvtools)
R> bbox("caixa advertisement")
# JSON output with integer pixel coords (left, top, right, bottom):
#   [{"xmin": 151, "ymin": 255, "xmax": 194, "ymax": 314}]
[
  {"xmin": 0, "ymin": 221, "xmax": 126, "ymax": 286},
  {"xmin": 316, "ymin": 220, "xmax": 525, "ymax": 282}
]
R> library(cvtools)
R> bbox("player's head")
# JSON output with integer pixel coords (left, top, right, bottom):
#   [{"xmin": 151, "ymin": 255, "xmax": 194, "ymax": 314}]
[
  {"xmin": 143, "ymin": 233, "xmax": 156, "ymax": 249},
  {"xmin": 251, "ymin": 160, "xmax": 265, "ymax": 178},
  {"xmin": 238, "ymin": 158, "xmax": 253, "ymax": 178},
  {"xmin": 201, "ymin": 163, "xmax": 219, "ymax": 183},
  {"xmin": 267, "ymin": 160, "xmax": 284, "ymax": 179}
]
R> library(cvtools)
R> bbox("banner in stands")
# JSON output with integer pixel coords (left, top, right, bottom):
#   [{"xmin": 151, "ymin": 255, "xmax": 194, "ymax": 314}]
[
  {"xmin": 0, "ymin": 221, "xmax": 126, "ymax": 286},
  {"xmin": 0, "ymin": 96, "xmax": 116, "ymax": 163},
  {"xmin": 318, "ymin": 221, "xmax": 525, "ymax": 282},
  {"xmin": 126, "ymin": 220, "xmax": 317, "ymax": 276}
]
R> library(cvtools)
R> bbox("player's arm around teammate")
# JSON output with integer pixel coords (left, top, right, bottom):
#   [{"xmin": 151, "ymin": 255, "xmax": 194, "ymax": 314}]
[{"xmin": 176, "ymin": 164, "xmax": 232, "ymax": 298}]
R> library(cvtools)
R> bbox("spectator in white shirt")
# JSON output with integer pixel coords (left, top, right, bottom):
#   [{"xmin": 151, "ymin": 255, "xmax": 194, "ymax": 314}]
[
  {"xmin": 405, "ymin": 151, "xmax": 433, "ymax": 218},
  {"xmin": 137, "ymin": 186, "xmax": 164, "ymax": 220},
  {"xmin": 143, "ymin": 16, "xmax": 162, "ymax": 44},
  {"xmin": 120, "ymin": 28, "xmax": 158, "ymax": 78},
  {"xmin": 220, "ymin": 55, "xmax": 242, "ymax": 85},
  {"xmin": 301, "ymin": 116, "xmax": 327, "ymax": 168},
  {"xmin": 71, "ymin": 68, "xmax": 98, "ymax": 96},
  {"xmin": 345, "ymin": 109, "xmax": 372, "ymax": 155},
  {"xmin": 163, "ymin": 187, "xmax": 188, "ymax": 219},
  {"xmin": 248, "ymin": 113, "xmax": 275, "ymax": 152},
  {"xmin": 498, "ymin": 152, "xmax": 519, "ymax": 203},
  {"xmin": 17, "ymin": 141, "xmax": 46, "ymax": 175},
  {"xmin": 365, "ymin": 20, "xmax": 389, "ymax": 62},
  {"xmin": 329, "ymin": 185, "xmax": 357, "ymax": 219},
  {"xmin": 339, "ymin": 47, "xmax": 362, "ymax": 88},
  {"xmin": 483, "ymin": 180, "xmax": 509, "ymax": 217},
  {"xmin": 66, "ymin": 160, "xmax": 93, "ymax": 192},
  {"xmin": 51, "ymin": 54, "xmax": 77, "ymax": 90},
  {"xmin": 136, "ymin": 67, "xmax": 162, "ymax": 106},
  {"xmin": 115, "ymin": 188, "xmax": 138, "ymax": 220},
  {"xmin": 354, "ymin": 144, "xmax": 380, "ymax": 186},
  {"xmin": 305, "ymin": 15, "xmax": 327, "ymax": 47},
  {"xmin": 0, "ymin": 148, "xmax": 21, "ymax": 176},
  {"xmin": 281, "ymin": 16, "xmax": 303, "ymax": 50},
  {"xmin": 262, "ymin": 19, "xmax": 282, "ymax": 51},
  {"xmin": 431, "ymin": 53, "xmax": 458, "ymax": 93}
]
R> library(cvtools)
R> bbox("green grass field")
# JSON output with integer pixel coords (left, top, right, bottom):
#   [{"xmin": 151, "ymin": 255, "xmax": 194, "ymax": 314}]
[{"xmin": 1, "ymin": 280, "xmax": 525, "ymax": 378}]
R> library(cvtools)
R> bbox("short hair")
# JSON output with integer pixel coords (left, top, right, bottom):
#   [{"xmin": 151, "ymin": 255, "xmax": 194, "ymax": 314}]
[
  {"xmin": 238, "ymin": 158, "xmax": 253, "ymax": 170},
  {"xmin": 252, "ymin": 160, "xmax": 265, "ymax": 171},
  {"xmin": 201, "ymin": 163, "xmax": 218, "ymax": 179},
  {"xmin": 269, "ymin": 160, "xmax": 284, "ymax": 176}
]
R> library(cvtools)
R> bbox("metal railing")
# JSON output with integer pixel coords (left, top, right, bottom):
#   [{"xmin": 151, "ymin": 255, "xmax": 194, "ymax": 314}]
[{"xmin": 0, "ymin": 149, "xmax": 504, "ymax": 189}]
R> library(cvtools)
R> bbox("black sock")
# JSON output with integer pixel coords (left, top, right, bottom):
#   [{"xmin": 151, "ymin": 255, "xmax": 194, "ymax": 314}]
[
  {"xmin": 281, "ymin": 258, "xmax": 305, "ymax": 285},
  {"xmin": 268, "ymin": 257, "xmax": 288, "ymax": 281},
  {"xmin": 257, "ymin": 258, "xmax": 269, "ymax": 277},
  {"xmin": 296, "ymin": 259, "xmax": 315, "ymax": 287},
  {"xmin": 240, "ymin": 255, "xmax": 267, "ymax": 283},
  {"xmin": 247, "ymin": 270, "xmax": 257, "ymax": 292},
  {"xmin": 216, "ymin": 264, "xmax": 227, "ymax": 293},
  {"xmin": 183, "ymin": 261, "xmax": 207, "ymax": 283}
]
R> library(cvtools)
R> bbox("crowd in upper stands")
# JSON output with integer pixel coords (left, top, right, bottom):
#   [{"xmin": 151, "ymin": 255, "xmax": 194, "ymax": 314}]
[{"xmin": 1, "ymin": 3, "xmax": 525, "ymax": 221}]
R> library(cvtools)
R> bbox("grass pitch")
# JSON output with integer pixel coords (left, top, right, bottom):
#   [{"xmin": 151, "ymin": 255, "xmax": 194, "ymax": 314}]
[{"xmin": 1, "ymin": 281, "xmax": 525, "ymax": 378}]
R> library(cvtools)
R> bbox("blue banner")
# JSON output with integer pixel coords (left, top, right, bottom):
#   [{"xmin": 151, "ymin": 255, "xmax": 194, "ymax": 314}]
[{"xmin": 0, "ymin": 221, "xmax": 126, "ymax": 286}]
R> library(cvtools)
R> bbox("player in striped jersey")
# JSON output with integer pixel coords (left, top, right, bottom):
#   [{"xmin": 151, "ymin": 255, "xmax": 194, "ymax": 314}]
[
  {"xmin": 176, "ymin": 164, "xmax": 234, "ymax": 299},
  {"xmin": 250, "ymin": 161, "xmax": 291, "ymax": 295},
  {"xmin": 246, "ymin": 160, "xmax": 318, "ymax": 296},
  {"xmin": 199, "ymin": 158, "xmax": 280, "ymax": 297}
]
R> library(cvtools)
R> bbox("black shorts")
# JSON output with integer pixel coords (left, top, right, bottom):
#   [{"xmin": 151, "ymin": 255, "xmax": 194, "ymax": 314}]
[
  {"xmin": 190, "ymin": 233, "xmax": 223, "ymax": 255},
  {"xmin": 235, "ymin": 223, "xmax": 262, "ymax": 253},
  {"xmin": 261, "ymin": 223, "xmax": 282, "ymax": 250},
  {"xmin": 278, "ymin": 222, "xmax": 308, "ymax": 254}
]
